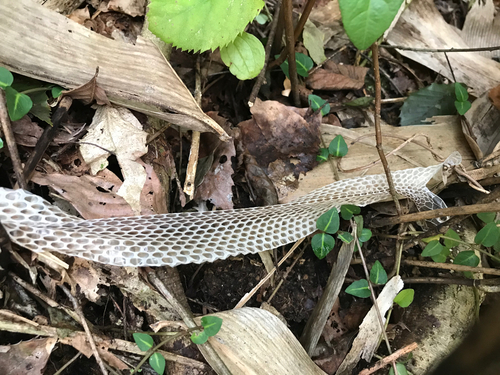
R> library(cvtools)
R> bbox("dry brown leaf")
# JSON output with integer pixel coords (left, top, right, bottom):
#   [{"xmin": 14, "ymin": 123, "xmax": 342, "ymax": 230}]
[
  {"xmin": 244, "ymin": 154, "xmax": 278, "ymax": 207},
  {"xmin": 0, "ymin": 337, "xmax": 56, "ymax": 375},
  {"xmin": 63, "ymin": 68, "xmax": 111, "ymax": 106},
  {"xmin": 11, "ymin": 116, "xmax": 75, "ymax": 147},
  {"xmin": 67, "ymin": 6, "xmax": 91, "ymax": 25},
  {"xmin": 489, "ymin": 84, "xmax": 500, "ymax": 111},
  {"xmin": 67, "ymin": 258, "xmax": 109, "ymax": 303},
  {"xmin": 306, "ymin": 62, "xmax": 368, "ymax": 91},
  {"xmin": 108, "ymin": 0, "xmax": 146, "ymax": 17}
]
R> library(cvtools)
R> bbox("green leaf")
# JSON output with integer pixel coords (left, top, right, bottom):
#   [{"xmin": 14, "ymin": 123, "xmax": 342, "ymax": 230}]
[
  {"xmin": 190, "ymin": 330, "xmax": 209, "ymax": 344},
  {"xmin": 311, "ymin": 233, "xmax": 335, "ymax": 259},
  {"xmin": 475, "ymin": 222, "xmax": 500, "ymax": 247},
  {"xmin": 308, "ymin": 94, "xmax": 330, "ymax": 116},
  {"xmin": 133, "ymin": 333, "xmax": 154, "ymax": 351},
  {"xmin": 422, "ymin": 240, "xmax": 444, "ymax": 257},
  {"xmin": 200, "ymin": 316, "xmax": 223, "ymax": 337},
  {"xmin": 0, "ymin": 67, "xmax": 13, "ymax": 88},
  {"xmin": 279, "ymin": 52, "xmax": 314, "ymax": 78},
  {"xmin": 493, "ymin": 237, "xmax": 500, "ymax": 253},
  {"xmin": 455, "ymin": 82, "xmax": 469, "ymax": 102},
  {"xmin": 345, "ymin": 96, "xmax": 374, "ymax": 107},
  {"xmin": 316, "ymin": 208, "xmax": 340, "ymax": 234},
  {"xmin": 454, "ymin": 251, "xmax": 480, "ymax": 267},
  {"xmin": 370, "ymin": 260, "xmax": 388, "ymax": 285},
  {"xmin": 340, "ymin": 205, "xmax": 361, "ymax": 220},
  {"xmin": 431, "ymin": 246, "xmax": 450, "ymax": 263},
  {"xmin": 220, "ymin": 32, "xmax": 265, "ymax": 80},
  {"xmin": 443, "ymin": 229, "xmax": 461, "ymax": 249},
  {"xmin": 254, "ymin": 13, "xmax": 269, "ymax": 25},
  {"xmin": 394, "ymin": 289, "xmax": 414, "ymax": 308},
  {"xmin": 339, "ymin": 0, "xmax": 404, "ymax": 50},
  {"xmin": 317, "ymin": 148, "xmax": 329, "ymax": 163},
  {"xmin": 477, "ymin": 212, "xmax": 496, "ymax": 224},
  {"xmin": 51, "ymin": 86, "xmax": 64, "ymax": 98},
  {"xmin": 400, "ymin": 83, "xmax": 456, "ymax": 126},
  {"xmin": 149, "ymin": 352, "xmax": 165, "ymax": 375},
  {"xmin": 0, "ymin": 138, "xmax": 3, "ymax": 149},
  {"xmin": 358, "ymin": 228, "xmax": 372, "ymax": 243},
  {"xmin": 354, "ymin": 215, "xmax": 364, "ymax": 232},
  {"xmin": 338, "ymin": 231, "xmax": 354, "ymax": 244},
  {"xmin": 345, "ymin": 279, "xmax": 371, "ymax": 298},
  {"xmin": 303, "ymin": 20, "xmax": 326, "ymax": 65},
  {"xmin": 28, "ymin": 91, "xmax": 52, "ymax": 125},
  {"xmin": 4, "ymin": 86, "xmax": 33, "ymax": 121},
  {"xmin": 389, "ymin": 362, "xmax": 408, "ymax": 375},
  {"xmin": 147, "ymin": 0, "xmax": 264, "ymax": 52},
  {"xmin": 455, "ymin": 100, "xmax": 471, "ymax": 115},
  {"xmin": 328, "ymin": 135, "xmax": 348, "ymax": 157}
]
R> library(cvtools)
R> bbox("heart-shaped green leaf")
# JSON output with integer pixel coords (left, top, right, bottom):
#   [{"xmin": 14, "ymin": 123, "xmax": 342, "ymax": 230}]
[
  {"xmin": 220, "ymin": 32, "xmax": 265, "ymax": 80},
  {"xmin": 329, "ymin": 135, "xmax": 348, "ymax": 157},
  {"xmin": 316, "ymin": 208, "xmax": 340, "ymax": 234},
  {"xmin": 338, "ymin": 231, "xmax": 354, "ymax": 244},
  {"xmin": 422, "ymin": 240, "xmax": 444, "ymax": 257},
  {"xmin": 200, "ymin": 316, "xmax": 223, "ymax": 337},
  {"xmin": 394, "ymin": 289, "xmax": 414, "ymax": 308},
  {"xmin": 308, "ymin": 94, "xmax": 330, "ymax": 116},
  {"xmin": 5, "ymin": 86, "xmax": 33, "ymax": 121},
  {"xmin": 454, "ymin": 251, "xmax": 480, "ymax": 267},
  {"xmin": 370, "ymin": 260, "xmax": 387, "ymax": 285},
  {"xmin": 475, "ymin": 222, "xmax": 500, "ymax": 247},
  {"xmin": 0, "ymin": 67, "xmax": 13, "ymax": 88},
  {"xmin": 312, "ymin": 233, "xmax": 335, "ymax": 259},
  {"xmin": 149, "ymin": 352, "xmax": 166, "ymax": 374},
  {"xmin": 345, "ymin": 279, "xmax": 370, "ymax": 298},
  {"xmin": 133, "ymin": 333, "xmax": 154, "ymax": 351}
]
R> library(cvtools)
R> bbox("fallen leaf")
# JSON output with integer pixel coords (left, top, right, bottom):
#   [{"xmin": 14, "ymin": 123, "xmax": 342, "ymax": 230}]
[
  {"xmin": 489, "ymin": 84, "xmax": 500, "ymax": 111},
  {"xmin": 11, "ymin": 116, "xmax": 76, "ymax": 147},
  {"xmin": 303, "ymin": 20, "xmax": 326, "ymax": 65},
  {"xmin": 67, "ymin": 6, "xmax": 91, "ymax": 25},
  {"xmin": 80, "ymin": 105, "xmax": 148, "ymax": 214},
  {"xmin": 0, "ymin": 337, "xmax": 56, "ymax": 375},
  {"xmin": 306, "ymin": 62, "xmax": 368, "ymax": 90},
  {"xmin": 244, "ymin": 153, "xmax": 278, "ymax": 206},
  {"xmin": 108, "ymin": 0, "xmax": 146, "ymax": 17}
]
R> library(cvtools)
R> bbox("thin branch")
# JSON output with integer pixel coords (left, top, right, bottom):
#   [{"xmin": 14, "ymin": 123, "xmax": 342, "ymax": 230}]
[
  {"xmin": 403, "ymin": 259, "xmax": 500, "ymax": 276},
  {"xmin": 380, "ymin": 45, "xmax": 500, "ymax": 53},
  {"xmin": 283, "ymin": 0, "xmax": 300, "ymax": 106},
  {"xmin": 359, "ymin": 342, "xmax": 418, "ymax": 375}
]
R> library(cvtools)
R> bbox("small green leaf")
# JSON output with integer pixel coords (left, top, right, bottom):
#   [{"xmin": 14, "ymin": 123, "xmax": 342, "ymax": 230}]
[
  {"xmin": 337, "ymin": 231, "xmax": 354, "ymax": 244},
  {"xmin": 340, "ymin": 205, "xmax": 361, "ymax": 220},
  {"xmin": 0, "ymin": 67, "xmax": 14, "ymax": 88},
  {"xmin": 493, "ymin": 237, "xmax": 500, "ymax": 253},
  {"xmin": 328, "ymin": 135, "xmax": 348, "ymax": 157},
  {"xmin": 422, "ymin": 240, "xmax": 444, "ymax": 257},
  {"xmin": 354, "ymin": 215, "xmax": 364, "ymax": 232},
  {"xmin": 308, "ymin": 94, "xmax": 330, "ymax": 116},
  {"xmin": 311, "ymin": 233, "xmax": 335, "ymax": 259},
  {"xmin": 220, "ymin": 32, "xmax": 265, "ymax": 80},
  {"xmin": 4, "ymin": 86, "xmax": 33, "ymax": 121},
  {"xmin": 474, "ymin": 222, "xmax": 500, "ymax": 247},
  {"xmin": 345, "ymin": 279, "xmax": 371, "ymax": 298},
  {"xmin": 394, "ymin": 289, "xmax": 414, "ymax": 308},
  {"xmin": 444, "ymin": 229, "xmax": 461, "ymax": 249},
  {"xmin": 317, "ymin": 148, "xmax": 329, "ymax": 162},
  {"xmin": 200, "ymin": 316, "xmax": 223, "ymax": 337},
  {"xmin": 389, "ymin": 362, "xmax": 408, "ymax": 375},
  {"xmin": 316, "ymin": 208, "xmax": 340, "ymax": 234},
  {"xmin": 455, "ymin": 100, "xmax": 471, "ymax": 115},
  {"xmin": 133, "ymin": 333, "xmax": 154, "ymax": 351},
  {"xmin": 431, "ymin": 247, "xmax": 450, "ymax": 263},
  {"xmin": 149, "ymin": 352, "xmax": 165, "ymax": 375},
  {"xmin": 279, "ymin": 52, "xmax": 314, "ymax": 78},
  {"xmin": 254, "ymin": 13, "xmax": 269, "ymax": 25},
  {"xmin": 454, "ymin": 251, "xmax": 480, "ymax": 267},
  {"xmin": 345, "ymin": 96, "xmax": 374, "ymax": 107},
  {"xmin": 0, "ymin": 138, "xmax": 3, "ymax": 149},
  {"xmin": 358, "ymin": 228, "xmax": 372, "ymax": 243},
  {"xmin": 51, "ymin": 86, "xmax": 64, "ymax": 98},
  {"xmin": 370, "ymin": 260, "xmax": 387, "ymax": 285},
  {"xmin": 455, "ymin": 82, "xmax": 469, "ymax": 102},
  {"xmin": 191, "ymin": 330, "xmax": 209, "ymax": 344},
  {"xmin": 477, "ymin": 212, "xmax": 496, "ymax": 224}
]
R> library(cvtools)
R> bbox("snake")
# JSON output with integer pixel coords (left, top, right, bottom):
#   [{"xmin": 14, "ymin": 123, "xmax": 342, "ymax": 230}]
[{"xmin": 0, "ymin": 152, "xmax": 461, "ymax": 267}]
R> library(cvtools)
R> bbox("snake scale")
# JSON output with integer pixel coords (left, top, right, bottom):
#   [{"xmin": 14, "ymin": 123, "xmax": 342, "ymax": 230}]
[{"xmin": 0, "ymin": 153, "xmax": 461, "ymax": 267}]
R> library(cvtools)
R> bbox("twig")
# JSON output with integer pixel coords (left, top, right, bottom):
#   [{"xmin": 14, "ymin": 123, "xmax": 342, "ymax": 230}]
[
  {"xmin": 249, "ymin": 0, "xmax": 282, "ymax": 106},
  {"xmin": 369, "ymin": 201, "xmax": 500, "ymax": 228},
  {"xmin": 400, "ymin": 277, "xmax": 500, "ymax": 286},
  {"xmin": 403, "ymin": 259, "xmax": 500, "ymax": 276},
  {"xmin": 235, "ymin": 237, "xmax": 306, "ymax": 308},
  {"xmin": 267, "ymin": 247, "xmax": 305, "ymax": 303},
  {"xmin": 359, "ymin": 342, "xmax": 418, "ymax": 375},
  {"xmin": 59, "ymin": 284, "xmax": 108, "ymax": 375},
  {"xmin": 0, "ymin": 89, "xmax": 27, "ymax": 189},
  {"xmin": 371, "ymin": 43, "xmax": 402, "ymax": 216},
  {"xmin": 183, "ymin": 56, "xmax": 203, "ymax": 199},
  {"xmin": 53, "ymin": 352, "xmax": 81, "ymax": 375},
  {"xmin": 380, "ymin": 45, "xmax": 500, "ymax": 53},
  {"xmin": 283, "ymin": 0, "xmax": 300, "ymax": 106}
]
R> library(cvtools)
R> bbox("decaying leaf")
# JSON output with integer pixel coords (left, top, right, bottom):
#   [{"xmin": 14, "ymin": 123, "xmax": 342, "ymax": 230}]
[
  {"xmin": 303, "ymin": 20, "xmax": 326, "ymax": 65},
  {"xmin": 306, "ymin": 61, "xmax": 368, "ymax": 91},
  {"xmin": 80, "ymin": 105, "xmax": 148, "ymax": 213},
  {"xmin": 244, "ymin": 153, "xmax": 278, "ymax": 207},
  {"xmin": 0, "ymin": 338, "xmax": 57, "ymax": 375},
  {"xmin": 12, "ymin": 116, "xmax": 75, "ymax": 147},
  {"xmin": 108, "ymin": 0, "xmax": 146, "ymax": 17}
]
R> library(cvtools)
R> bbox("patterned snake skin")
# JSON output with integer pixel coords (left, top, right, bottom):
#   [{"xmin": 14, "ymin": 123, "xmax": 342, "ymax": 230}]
[{"xmin": 0, "ymin": 153, "xmax": 461, "ymax": 267}]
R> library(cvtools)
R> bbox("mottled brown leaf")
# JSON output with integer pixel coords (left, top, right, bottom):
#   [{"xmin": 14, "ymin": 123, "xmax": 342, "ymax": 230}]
[{"xmin": 306, "ymin": 62, "xmax": 368, "ymax": 90}]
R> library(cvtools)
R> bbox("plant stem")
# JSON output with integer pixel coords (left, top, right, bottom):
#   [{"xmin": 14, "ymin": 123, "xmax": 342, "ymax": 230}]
[{"xmin": 283, "ymin": 0, "xmax": 300, "ymax": 106}]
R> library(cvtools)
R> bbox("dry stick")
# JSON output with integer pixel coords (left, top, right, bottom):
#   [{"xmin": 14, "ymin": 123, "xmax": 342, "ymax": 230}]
[
  {"xmin": 183, "ymin": 57, "xmax": 203, "ymax": 199},
  {"xmin": 403, "ymin": 259, "xmax": 500, "ymax": 276},
  {"xmin": 59, "ymin": 284, "xmax": 108, "ymax": 375},
  {"xmin": 248, "ymin": 0, "xmax": 282, "ymax": 106},
  {"xmin": 283, "ymin": 0, "xmax": 300, "ymax": 107},
  {"xmin": 370, "ymin": 201, "xmax": 500, "ymax": 228},
  {"xmin": 359, "ymin": 342, "xmax": 418, "ymax": 375},
  {"xmin": 400, "ymin": 277, "xmax": 500, "ymax": 286},
  {"xmin": 0, "ymin": 89, "xmax": 27, "ymax": 189},
  {"xmin": 147, "ymin": 270, "xmax": 231, "ymax": 375},
  {"xmin": 53, "ymin": 352, "xmax": 81, "ymax": 375},
  {"xmin": 371, "ymin": 43, "xmax": 403, "ymax": 216},
  {"xmin": 267, "ymin": 247, "xmax": 305, "ymax": 303},
  {"xmin": 235, "ymin": 237, "xmax": 306, "ymax": 308},
  {"xmin": 300, "ymin": 238, "xmax": 355, "ymax": 356},
  {"xmin": 380, "ymin": 45, "xmax": 500, "ymax": 53}
]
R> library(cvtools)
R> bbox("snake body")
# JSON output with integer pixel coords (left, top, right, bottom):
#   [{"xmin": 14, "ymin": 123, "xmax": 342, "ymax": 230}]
[{"xmin": 0, "ymin": 153, "xmax": 461, "ymax": 267}]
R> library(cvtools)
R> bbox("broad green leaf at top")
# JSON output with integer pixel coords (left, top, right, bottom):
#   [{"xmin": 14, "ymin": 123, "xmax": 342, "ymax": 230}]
[
  {"xmin": 339, "ymin": 0, "xmax": 404, "ymax": 50},
  {"xmin": 329, "ymin": 135, "xmax": 348, "ymax": 157},
  {"xmin": 316, "ymin": 208, "xmax": 340, "ymax": 234},
  {"xmin": 422, "ymin": 240, "xmax": 444, "ymax": 257},
  {"xmin": 220, "ymin": 32, "xmax": 265, "ymax": 80},
  {"xmin": 148, "ymin": 0, "xmax": 264, "ymax": 52},
  {"xmin": 454, "ymin": 251, "xmax": 480, "ymax": 267},
  {"xmin": 341, "ymin": 205, "xmax": 361, "ymax": 220},
  {"xmin": 0, "ymin": 67, "xmax": 13, "ymax": 88}
]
